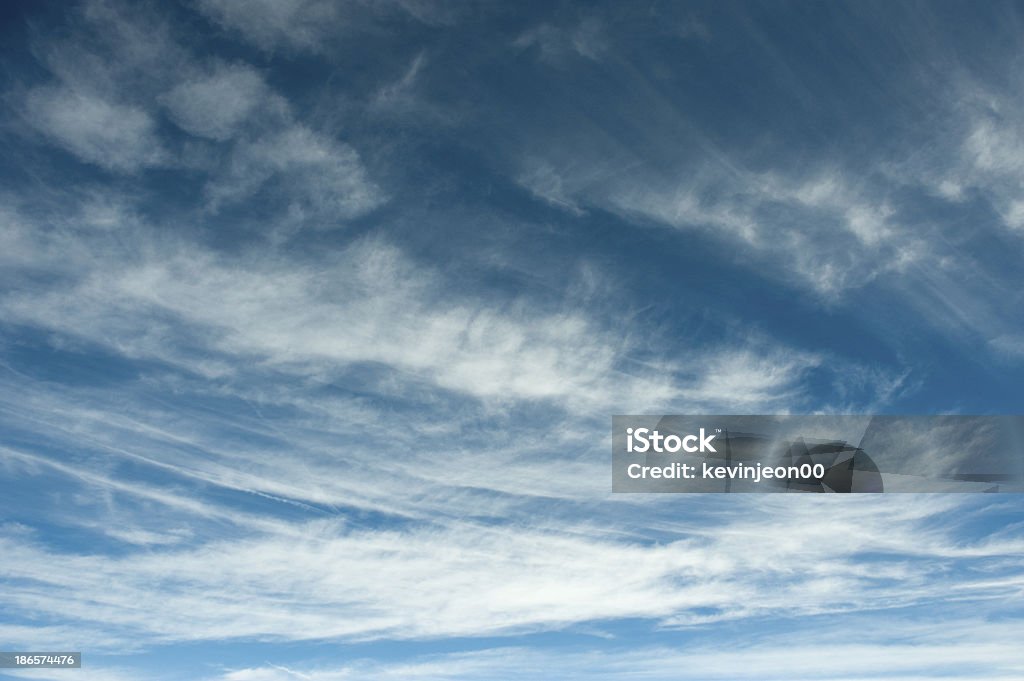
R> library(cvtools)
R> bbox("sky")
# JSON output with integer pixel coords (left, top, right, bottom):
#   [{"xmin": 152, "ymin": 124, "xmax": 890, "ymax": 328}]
[{"xmin": 1, "ymin": 0, "xmax": 1023, "ymax": 679}]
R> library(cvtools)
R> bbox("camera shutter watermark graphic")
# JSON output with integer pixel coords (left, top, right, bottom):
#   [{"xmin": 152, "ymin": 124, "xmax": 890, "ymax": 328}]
[{"xmin": 612, "ymin": 415, "xmax": 1024, "ymax": 493}]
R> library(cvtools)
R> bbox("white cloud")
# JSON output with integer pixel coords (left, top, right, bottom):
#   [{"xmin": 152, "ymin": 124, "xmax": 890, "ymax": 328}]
[
  {"xmin": 18, "ymin": 0, "xmax": 388, "ymax": 232},
  {"xmin": 990, "ymin": 333, "xmax": 1024, "ymax": 359},
  {"xmin": 893, "ymin": 77, "xmax": 1024, "ymax": 234},
  {"xmin": 516, "ymin": 160, "xmax": 586, "ymax": 215},
  {"xmin": 681, "ymin": 346, "xmax": 820, "ymax": 409},
  {"xmin": 197, "ymin": 0, "xmax": 346, "ymax": 52},
  {"xmin": 607, "ymin": 167, "xmax": 920, "ymax": 296},
  {"xmin": 367, "ymin": 52, "xmax": 456, "ymax": 125},
  {"xmin": 196, "ymin": 0, "xmax": 456, "ymax": 52},
  {"xmin": 948, "ymin": 111, "xmax": 1024, "ymax": 230},
  {"xmin": 0, "ymin": 195, "xmax": 844, "ymax": 416},
  {"xmin": 515, "ymin": 148, "xmax": 1022, "ymax": 358},
  {"xmin": 36, "ymin": 0, "xmax": 188, "ymax": 98},
  {"xmin": 0, "ymin": 494, "xmax": 1020, "ymax": 650},
  {"xmin": 611, "ymin": 183, "xmax": 759, "ymax": 243},
  {"xmin": 160, "ymin": 63, "xmax": 271, "ymax": 140},
  {"xmin": 1, "ymin": 231, "xmax": 655, "ymax": 408},
  {"xmin": 515, "ymin": 18, "xmax": 608, "ymax": 63},
  {"xmin": 209, "ymin": 623, "xmax": 1024, "ymax": 681},
  {"xmin": 24, "ymin": 86, "xmax": 167, "ymax": 172},
  {"xmin": 1003, "ymin": 198, "xmax": 1024, "ymax": 230},
  {"xmin": 20, "ymin": 0, "xmax": 385, "ymax": 226},
  {"xmin": 19, "ymin": 1, "xmax": 184, "ymax": 171},
  {"xmin": 4, "ymin": 666, "xmax": 153, "ymax": 681},
  {"xmin": 371, "ymin": 52, "xmax": 427, "ymax": 111},
  {"xmin": 206, "ymin": 125, "xmax": 385, "ymax": 221}
]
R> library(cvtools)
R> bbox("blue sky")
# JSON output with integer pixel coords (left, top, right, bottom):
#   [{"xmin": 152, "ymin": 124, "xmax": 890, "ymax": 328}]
[{"xmin": 1, "ymin": 1, "xmax": 1023, "ymax": 679}]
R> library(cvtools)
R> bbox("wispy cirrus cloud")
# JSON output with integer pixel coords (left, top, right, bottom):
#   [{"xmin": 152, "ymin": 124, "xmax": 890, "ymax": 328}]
[
  {"xmin": 532, "ymin": 159, "xmax": 925, "ymax": 298},
  {"xmin": 210, "ymin": 623, "xmax": 1024, "ymax": 681},
  {"xmin": 0, "ymin": 189, "xmax": 838, "ymax": 412},
  {"xmin": 1, "ymin": 493, "xmax": 1021, "ymax": 649}
]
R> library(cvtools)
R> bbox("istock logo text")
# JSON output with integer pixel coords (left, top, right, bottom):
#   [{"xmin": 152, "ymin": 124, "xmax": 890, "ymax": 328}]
[{"xmin": 625, "ymin": 427, "xmax": 717, "ymax": 454}]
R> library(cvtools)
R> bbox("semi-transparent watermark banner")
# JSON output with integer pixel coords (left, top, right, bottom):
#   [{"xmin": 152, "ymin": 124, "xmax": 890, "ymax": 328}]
[{"xmin": 612, "ymin": 415, "xmax": 1024, "ymax": 493}]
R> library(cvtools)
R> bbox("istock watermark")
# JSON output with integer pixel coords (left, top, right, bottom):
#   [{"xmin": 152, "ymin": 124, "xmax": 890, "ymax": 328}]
[{"xmin": 612, "ymin": 415, "xmax": 1024, "ymax": 493}]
